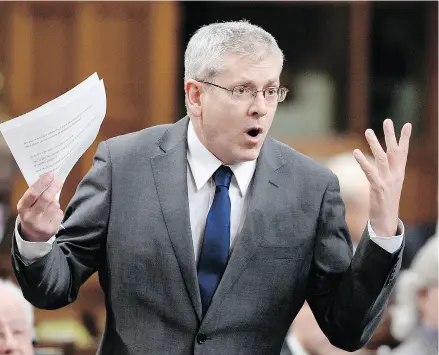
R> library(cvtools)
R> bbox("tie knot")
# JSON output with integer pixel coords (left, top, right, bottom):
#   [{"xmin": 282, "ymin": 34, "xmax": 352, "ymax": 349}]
[{"xmin": 213, "ymin": 166, "xmax": 233, "ymax": 188}]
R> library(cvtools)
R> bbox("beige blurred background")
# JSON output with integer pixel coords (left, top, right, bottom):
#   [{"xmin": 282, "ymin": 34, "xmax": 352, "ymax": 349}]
[{"xmin": 0, "ymin": 2, "xmax": 437, "ymax": 355}]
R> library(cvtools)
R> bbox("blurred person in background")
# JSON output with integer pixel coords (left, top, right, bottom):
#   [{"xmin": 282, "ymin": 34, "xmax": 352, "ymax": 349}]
[
  {"xmin": 0, "ymin": 278, "xmax": 35, "ymax": 355},
  {"xmin": 401, "ymin": 217, "xmax": 437, "ymax": 271},
  {"xmin": 389, "ymin": 234, "xmax": 438, "ymax": 355}
]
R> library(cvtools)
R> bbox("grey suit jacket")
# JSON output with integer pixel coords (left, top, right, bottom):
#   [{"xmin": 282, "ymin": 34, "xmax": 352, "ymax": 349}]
[{"xmin": 12, "ymin": 117, "xmax": 403, "ymax": 355}]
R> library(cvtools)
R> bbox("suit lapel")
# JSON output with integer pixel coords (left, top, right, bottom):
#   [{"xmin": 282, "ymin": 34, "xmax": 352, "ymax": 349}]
[
  {"xmin": 151, "ymin": 117, "xmax": 202, "ymax": 320},
  {"xmin": 202, "ymin": 139, "xmax": 287, "ymax": 323}
]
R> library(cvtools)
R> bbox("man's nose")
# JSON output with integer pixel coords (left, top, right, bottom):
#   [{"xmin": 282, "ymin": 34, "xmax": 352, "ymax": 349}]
[
  {"xmin": 248, "ymin": 92, "xmax": 268, "ymax": 118},
  {"xmin": 0, "ymin": 330, "xmax": 18, "ymax": 354}
]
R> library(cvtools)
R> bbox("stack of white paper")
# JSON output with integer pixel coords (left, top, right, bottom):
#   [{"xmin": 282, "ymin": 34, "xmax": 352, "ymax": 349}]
[{"xmin": 0, "ymin": 73, "xmax": 106, "ymax": 187}]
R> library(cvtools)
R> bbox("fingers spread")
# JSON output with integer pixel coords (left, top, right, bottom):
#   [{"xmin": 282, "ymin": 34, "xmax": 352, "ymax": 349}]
[
  {"xmin": 384, "ymin": 118, "xmax": 398, "ymax": 155},
  {"xmin": 398, "ymin": 123, "xmax": 412, "ymax": 157}
]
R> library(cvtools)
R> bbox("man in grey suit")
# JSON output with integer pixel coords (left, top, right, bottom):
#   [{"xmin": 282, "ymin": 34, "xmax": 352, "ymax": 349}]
[{"xmin": 11, "ymin": 21, "xmax": 411, "ymax": 355}]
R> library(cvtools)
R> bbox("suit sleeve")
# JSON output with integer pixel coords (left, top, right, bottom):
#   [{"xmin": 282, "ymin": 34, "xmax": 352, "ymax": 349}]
[
  {"xmin": 11, "ymin": 141, "xmax": 112, "ymax": 310},
  {"xmin": 306, "ymin": 173, "xmax": 403, "ymax": 351}
]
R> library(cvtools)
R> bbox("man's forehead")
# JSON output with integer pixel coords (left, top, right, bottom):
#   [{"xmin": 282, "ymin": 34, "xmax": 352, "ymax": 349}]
[
  {"xmin": 219, "ymin": 52, "xmax": 282, "ymax": 83},
  {"xmin": 233, "ymin": 77, "xmax": 280, "ymax": 86},
  {"xmin": 0, "ymin": 291, "xmax": 27, "ymax": 321},
  {"xmin": 0, "ymin": 313, "xmax": 28, "ymax": 328}
]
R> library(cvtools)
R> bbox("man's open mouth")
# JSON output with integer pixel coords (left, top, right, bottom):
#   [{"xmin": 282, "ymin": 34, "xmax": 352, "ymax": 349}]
[{"xmin": 246, "ymin": 128, "xmax": 262, "ymax": 137}]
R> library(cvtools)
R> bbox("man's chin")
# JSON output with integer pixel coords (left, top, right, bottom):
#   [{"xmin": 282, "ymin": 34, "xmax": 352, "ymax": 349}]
[
  {"xmin": 217, "ymin": 142, "xmax": 263, "ymax": 165},
  {"xmin": 233, "ymin": 147, "xmax": 261, "ymax": 164}
]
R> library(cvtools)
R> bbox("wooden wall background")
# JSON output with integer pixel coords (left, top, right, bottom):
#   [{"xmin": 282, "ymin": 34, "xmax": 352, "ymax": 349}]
[{"xmin": 0, "ymin": 0, "xmax": 436, "ymax": 349}]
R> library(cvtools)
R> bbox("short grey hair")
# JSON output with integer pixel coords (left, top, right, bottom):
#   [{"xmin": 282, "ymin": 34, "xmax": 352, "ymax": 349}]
[
  {"xmin": 389, "ymin": 234, "xmax": 438, "ymax": 341},
  {"xmin": 184, "ymin": 20, "xmax": 284, "ymax": 83},
  {"xmin": 0, "ymin": 278, "xmax": 34, "ymax": 328}
]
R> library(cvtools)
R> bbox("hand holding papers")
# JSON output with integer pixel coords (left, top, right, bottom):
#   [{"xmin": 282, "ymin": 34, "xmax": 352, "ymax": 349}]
[
  {"xmin": 2, "ymin": 73, "xmax": 106, "ymax": 241},
  {"xmin": 0, "ymin": 72, "xmax": 106, "ymax": 187}
]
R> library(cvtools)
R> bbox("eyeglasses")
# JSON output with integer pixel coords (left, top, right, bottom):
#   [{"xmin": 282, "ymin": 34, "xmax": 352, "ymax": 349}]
[{"xmin": 198, "ymin": 80, "xmax": 289, "ymax": 103}]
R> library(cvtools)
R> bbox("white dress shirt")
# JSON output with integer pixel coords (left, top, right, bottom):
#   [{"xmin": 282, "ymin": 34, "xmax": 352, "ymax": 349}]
[{"xmin": 15, "ymin": 120, "xmax": 404, "ymax": 262}]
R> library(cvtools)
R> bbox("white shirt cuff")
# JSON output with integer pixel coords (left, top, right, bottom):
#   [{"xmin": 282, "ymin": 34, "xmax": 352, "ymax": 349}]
[
  {"xmin": 14, "ymin": 216, "xmax": 55, "ymax": 262},
  {"xmin": 367, "ymin": 219, "xmax": 404, "ymax": 254}
]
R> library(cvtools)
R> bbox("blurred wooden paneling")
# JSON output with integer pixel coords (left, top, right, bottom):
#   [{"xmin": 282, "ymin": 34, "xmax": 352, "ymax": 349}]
[
  {"xmin": 80, "ymin": 2, "xmax": 147, "ymax": 136},
  {"xmin": 7, "ymin": 1, "xmax": 179, "ymax": 137},
  {"xmin": 143, "ymin": 2, "xmax": 181, "ymax": 127},
  {"xmin": 32, "ymin": 3, "xmax": 75, "ymax": 102},
  {"xmin": 0, "ymin": 3, "xmax": 8, "ymax": 74},
  {"xmin": 347, "ymin": 2, "xmax": 370, "ymax": 136}
]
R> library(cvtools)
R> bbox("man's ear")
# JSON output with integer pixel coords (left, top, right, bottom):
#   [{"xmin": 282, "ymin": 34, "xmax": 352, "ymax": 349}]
[
  {"xmin": 32, "ymin": 330, "xmax": 38, "ymax": 346},
  {"xmin": 185, "ymin": 80, "xmax": 203, "ymax": 118},
  {"xmin": 417, "ymin": 287, "xmax": 429, "ymax": 300}
]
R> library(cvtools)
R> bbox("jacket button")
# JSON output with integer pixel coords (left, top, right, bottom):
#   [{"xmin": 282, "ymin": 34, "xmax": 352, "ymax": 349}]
[{"xmin": 196, "ymin": 333, "xmax": 208, "ymax": 344}]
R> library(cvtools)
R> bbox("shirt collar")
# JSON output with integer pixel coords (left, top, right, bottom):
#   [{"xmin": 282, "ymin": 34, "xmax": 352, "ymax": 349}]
[{"xmin": 187, "ymin": 120, "xmax": 256, "ymax": 196}]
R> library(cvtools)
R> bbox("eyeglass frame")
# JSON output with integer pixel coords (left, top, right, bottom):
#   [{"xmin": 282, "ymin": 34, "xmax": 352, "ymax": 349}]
[{"xmin": 196, "ymin": 80, "xmax": 289, "ymax": 103}]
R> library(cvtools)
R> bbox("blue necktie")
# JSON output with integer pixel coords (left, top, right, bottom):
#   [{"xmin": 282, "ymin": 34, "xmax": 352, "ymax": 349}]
[{"xmin": 197, "ymin": 165, "xmax": 233, "ymax": 315}]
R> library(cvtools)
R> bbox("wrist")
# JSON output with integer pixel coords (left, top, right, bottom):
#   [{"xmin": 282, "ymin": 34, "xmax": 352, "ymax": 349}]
[
  {"xmin": 19, "ymin": 224, "xmax": 48, "ymax": 243},
  {"xmin": 370, "ymin": 219, "xmax": 398, "ymax": 237},
  {"xmin": 18, "ymin": 222, "xmax": 30, "ymax": 241}
]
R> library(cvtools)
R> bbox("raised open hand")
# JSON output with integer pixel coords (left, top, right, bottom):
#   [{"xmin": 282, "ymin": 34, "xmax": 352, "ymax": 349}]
[{"xmin": 353, "ymin": 119, "xmax": 412, "ymax": 236}]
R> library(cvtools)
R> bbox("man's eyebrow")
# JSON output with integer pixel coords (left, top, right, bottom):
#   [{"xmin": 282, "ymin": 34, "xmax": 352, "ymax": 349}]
[
  {"xmin": 5, "ymin": 322, "xmax": 28, "ymax": 327},
  {"xmin": 2, "ymin": 318, "xmax": 29, "ymax": 325},
  {"xmin": 234, "ymin": 79, "xmax": 280, "ymax": 87},
  {"xmin": 266, "ymin": 79, "xmax": 280, "ymax": 85}
]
